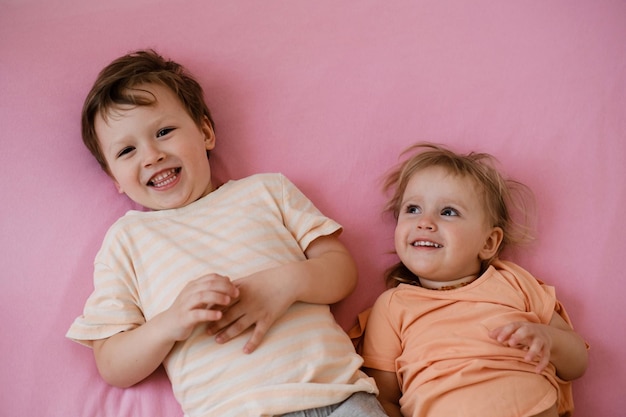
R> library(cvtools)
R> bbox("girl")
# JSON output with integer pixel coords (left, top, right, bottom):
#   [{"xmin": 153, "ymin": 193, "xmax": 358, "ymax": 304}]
[{"xmin": 361, "ymin": 143, "xmax": 588, "ymax": 417}]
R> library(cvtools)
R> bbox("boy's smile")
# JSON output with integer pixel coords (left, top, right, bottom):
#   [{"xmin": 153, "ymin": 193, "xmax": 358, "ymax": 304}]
[
  {"xmin": 394, "ymin": 166, "xmax": 502, "ymax": 287},
  {"xmin": 95, "ymin": 84, "xmax": 216, "ymax": 210},
  {"xmin": 147, "ymin": 167, "xmax": 181, "ymax": 189}
]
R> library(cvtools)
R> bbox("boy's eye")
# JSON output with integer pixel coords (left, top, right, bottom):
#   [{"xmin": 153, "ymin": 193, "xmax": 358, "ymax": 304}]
[
  {"xmin": 441, "ymin": 207, "xmax": 459, "ymax": 216},
  {"xmin": 156, "ymin": 127, "xmax": 175, "ymax": 138},
  {"xmin": 116, "ymin": 147, "xmax": 135, "ymax": 158}
]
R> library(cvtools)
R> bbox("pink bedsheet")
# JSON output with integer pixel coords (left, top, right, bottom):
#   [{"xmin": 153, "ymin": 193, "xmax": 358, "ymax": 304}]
[{"xmin": 1, "ymin": 1, "xmax": 624, "ymax": 416}]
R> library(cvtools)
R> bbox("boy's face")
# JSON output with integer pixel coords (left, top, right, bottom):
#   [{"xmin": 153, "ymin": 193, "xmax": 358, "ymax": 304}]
[
  {"xmin": 95, "ymin": 84, "xmax": 216, "ymax": 210},
  {"xmin": 394, "ymin": 166, "xmax": 502, "ymax": 284}
]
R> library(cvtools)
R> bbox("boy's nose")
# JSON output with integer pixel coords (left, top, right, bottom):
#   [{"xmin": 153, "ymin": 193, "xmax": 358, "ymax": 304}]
[{"xmin": 143, "ymin": 144, "xmax": 166, "ymax": 167}]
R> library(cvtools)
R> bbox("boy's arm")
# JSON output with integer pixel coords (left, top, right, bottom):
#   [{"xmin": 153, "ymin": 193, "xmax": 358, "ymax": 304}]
[
  {"xmin": 364, "ymin": 368, "xmax": 403, "ymax": 417},
  {"xmin": 92, "ymin": 315, "xmax": 178, "ymax": 388},
  {"xmin": 286, "ymin": 232, "xmax": 358, "ymax": 304},
  {"xmin": 93, "ymin": 274, "xmax": 239, "ymax": 387},
  {"xmin": 489, "ymin": 311, "xmax": 588, "ymax": 380},
  {"xmin": 208, "ymin": 232, "xmax": 358, "ymax": 353}
]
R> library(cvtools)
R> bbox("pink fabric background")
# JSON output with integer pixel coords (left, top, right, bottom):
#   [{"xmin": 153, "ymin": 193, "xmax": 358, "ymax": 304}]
[{"xmin": 1, "ymin": 1, "xmax": 624, "ymax": 415}]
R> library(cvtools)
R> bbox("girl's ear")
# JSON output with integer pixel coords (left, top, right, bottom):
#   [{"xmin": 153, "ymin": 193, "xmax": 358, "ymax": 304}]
[{"xmin": 479, "ymin": 226, "xmax": 504, "ymax": 260}]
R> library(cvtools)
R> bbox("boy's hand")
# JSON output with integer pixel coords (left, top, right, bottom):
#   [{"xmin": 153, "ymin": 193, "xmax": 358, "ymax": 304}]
[
  {"xmin": 206, "ymin": 271, "xmax": 295, "ymax": 354},
  {"xmin": 488, "ymin": 321, "xmax": 553, "ymax": 373},
  {"xmin": 206, "ymin": 234, "xmax": 357, "ymax": 354},
  {"xmin": 162, "ymin": 274, "xmax": 239, "ymax": 342}
]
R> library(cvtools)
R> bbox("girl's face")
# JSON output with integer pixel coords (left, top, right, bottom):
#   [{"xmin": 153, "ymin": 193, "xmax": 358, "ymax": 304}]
[
  {"xmin": 95, "ymin": 84, "xmax": 216, "ymax": 210},
  {"xmin": 394, "ymin": 166, "xmax": 502, "ymax": 284}
]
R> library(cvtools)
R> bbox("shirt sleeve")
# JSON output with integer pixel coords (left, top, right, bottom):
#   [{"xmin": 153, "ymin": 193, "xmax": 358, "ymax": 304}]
[
  {"xmin": 361, "ymin": 289, "xmax": 402, "ymax": 372},
  {"xmin": 277, "ymin": 174, "xmax": 342, "ymax": 251},
  {"xmin": 66, "ymin": 228, "xmax": 145, "ymax": 347},
  {"xmin": 494, "ymin": 260, "xmax": 557, "ymax": 325}
]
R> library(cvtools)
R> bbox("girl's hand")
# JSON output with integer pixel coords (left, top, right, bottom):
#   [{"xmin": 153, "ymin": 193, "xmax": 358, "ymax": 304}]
[
  {"xmin": 488, "ymin": 321, "xmax": 553, "ymax": 373},
  {"xmin": 489, "ymin": 311, "xmax": 588, "ymax": 380},
  {"xmin": 162, "ymin": 274, "xmax": 239, "ymax": 342}
]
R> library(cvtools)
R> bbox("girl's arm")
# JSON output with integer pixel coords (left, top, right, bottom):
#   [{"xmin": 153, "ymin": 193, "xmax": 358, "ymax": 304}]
[
  {"xmin": 489, "ymin": 311, "xmax": 588, "ymax": 380},
  {"xmin": 364, "ymin": 368, "xmax": 403, "ymax": 417},
  {"xmin": 543, "ymin": 311, "xmax": 589, "ymax": 380},
  {"xmin": 207, "ymin": 232, "xmax": 358, "ymax": 353},
  {"xmin": 93, "ymin": 274, "xmax": 239, "ymax": 387}
]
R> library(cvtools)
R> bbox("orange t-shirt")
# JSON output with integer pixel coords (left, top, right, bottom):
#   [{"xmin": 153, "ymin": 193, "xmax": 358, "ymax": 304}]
[{"xmin": 361, "ymin": 260, "xmax": 574, "ymax": 417}]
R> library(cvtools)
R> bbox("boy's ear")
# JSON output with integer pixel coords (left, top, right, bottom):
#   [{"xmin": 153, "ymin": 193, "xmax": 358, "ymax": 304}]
[
  {"xmin": 113, "ymin": 179, "xmax": 125, "ymax": 194},
  {"xmin": 201, "ymin": 117, "xmax": 216, "ymax": 151},
  {"xmin": 479, "ymin": 226, "xmax": 504, "ymax": 260}
]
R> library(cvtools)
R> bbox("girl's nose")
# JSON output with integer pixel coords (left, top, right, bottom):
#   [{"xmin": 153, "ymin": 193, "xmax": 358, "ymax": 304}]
[{"xmin": 417, "ymin": 215, "xmax": 436, "ymax": 231}]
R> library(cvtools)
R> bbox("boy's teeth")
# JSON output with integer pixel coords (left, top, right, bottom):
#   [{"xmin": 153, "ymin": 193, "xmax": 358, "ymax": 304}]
[
  {"xmin": 150, "ymin": 169, "xmax": 178, "ymax": 187},
  {"xmin": 413, "ymin": 241, "xmax": 442, "ymax": 248}
]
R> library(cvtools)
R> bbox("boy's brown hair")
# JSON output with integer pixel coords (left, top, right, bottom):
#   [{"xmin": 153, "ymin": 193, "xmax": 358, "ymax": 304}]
[
  {"xmin": 81, "ymin": 49, "xmax": 214, "ymax": 174},
  {"xmin": 383, "ymin": 142, "xmax": 534, "ymax": 287}
]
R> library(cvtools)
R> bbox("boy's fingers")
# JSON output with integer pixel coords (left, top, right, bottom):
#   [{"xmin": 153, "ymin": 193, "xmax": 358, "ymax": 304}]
[
  {"xmin": 214, "ymin": 314, "xmax": 249, "ymax": 344},
  {"xmin": 191, "ymin": 308, "xmax": 223, "ymax": 323},
  {"xmin": 243, "ymin": 322, "xmax": 271, "ymax": 354}
]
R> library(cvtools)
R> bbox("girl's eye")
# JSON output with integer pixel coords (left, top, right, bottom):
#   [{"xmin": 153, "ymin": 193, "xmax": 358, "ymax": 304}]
[
  {"xmin": 117, "ymin": 147, "xmax": 135, "ymax": 158},
  {"xmin": 441, "ymin": 207, "xmax": 459, "ymax": 216},
  {"xmin": 406, "ymin": 205, "xmax": 421, "ymax": 214},
  {"xmin": 156, "ymin": 127, "xmax": 175, "ymax": 138}
]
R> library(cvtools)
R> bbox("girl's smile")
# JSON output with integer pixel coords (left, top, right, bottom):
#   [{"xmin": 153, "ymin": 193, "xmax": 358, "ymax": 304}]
[
  {"xmin": 394, "ymin": 166, "xmax": 502, "ymax": 287},
  {"xmin": 411, "ymin": 240, "xmax": 443, "ymax": 248}
]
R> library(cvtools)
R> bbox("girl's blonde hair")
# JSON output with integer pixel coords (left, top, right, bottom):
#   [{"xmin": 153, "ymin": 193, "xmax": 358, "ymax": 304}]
[{"xmin": 383, "ymin": 142, "xmax": 534, "ymax": 287}]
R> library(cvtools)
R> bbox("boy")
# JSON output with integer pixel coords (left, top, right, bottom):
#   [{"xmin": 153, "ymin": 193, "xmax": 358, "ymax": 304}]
[{"xmin": 67, "ymin": 50, "xmax": 383, "ymax": 417}]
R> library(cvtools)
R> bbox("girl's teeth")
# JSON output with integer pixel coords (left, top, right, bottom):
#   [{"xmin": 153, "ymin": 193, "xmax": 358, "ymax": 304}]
[{"xmin": 413, "ymin": 241, "xmax": 442, "ymax": 248}]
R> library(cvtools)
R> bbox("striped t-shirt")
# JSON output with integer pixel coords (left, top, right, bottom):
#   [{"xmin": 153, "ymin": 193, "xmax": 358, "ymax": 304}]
[{"xmin": 67, "ymin": 173, "xmax": 376, "ymax": 417}]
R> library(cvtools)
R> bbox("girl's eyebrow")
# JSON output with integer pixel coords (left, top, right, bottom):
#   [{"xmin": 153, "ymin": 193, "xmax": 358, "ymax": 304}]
[
  {"xmin": 401, "ymin": 195, "xmax": 470, "ymax": 211},
  {"xmin": 400, "ymin": 191, "xmax": 421, "ymax": 201},
  {"xmin": 399, "ymin": 196, "xmax": 419, "ymax": 207}
]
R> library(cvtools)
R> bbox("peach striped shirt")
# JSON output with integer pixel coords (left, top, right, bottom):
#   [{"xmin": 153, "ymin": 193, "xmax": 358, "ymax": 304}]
[{"xmin": 68, "ymin": 173, "xmax": 376, "ymax": 417}]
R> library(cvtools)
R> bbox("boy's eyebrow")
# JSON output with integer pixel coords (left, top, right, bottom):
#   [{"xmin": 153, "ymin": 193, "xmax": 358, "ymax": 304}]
[
  {"xmin": 100, "ymin": 135, "xmax": 132, "ymax": 157},
  {"xmin": 106, "ymin": 134, "xmax": 133, "ymax": 147}
]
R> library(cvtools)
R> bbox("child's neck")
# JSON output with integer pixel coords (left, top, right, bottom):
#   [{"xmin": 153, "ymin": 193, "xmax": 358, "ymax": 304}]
[{"xmin": 419, "ymin": 275, "xmax": 477, "ymax": 291}]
